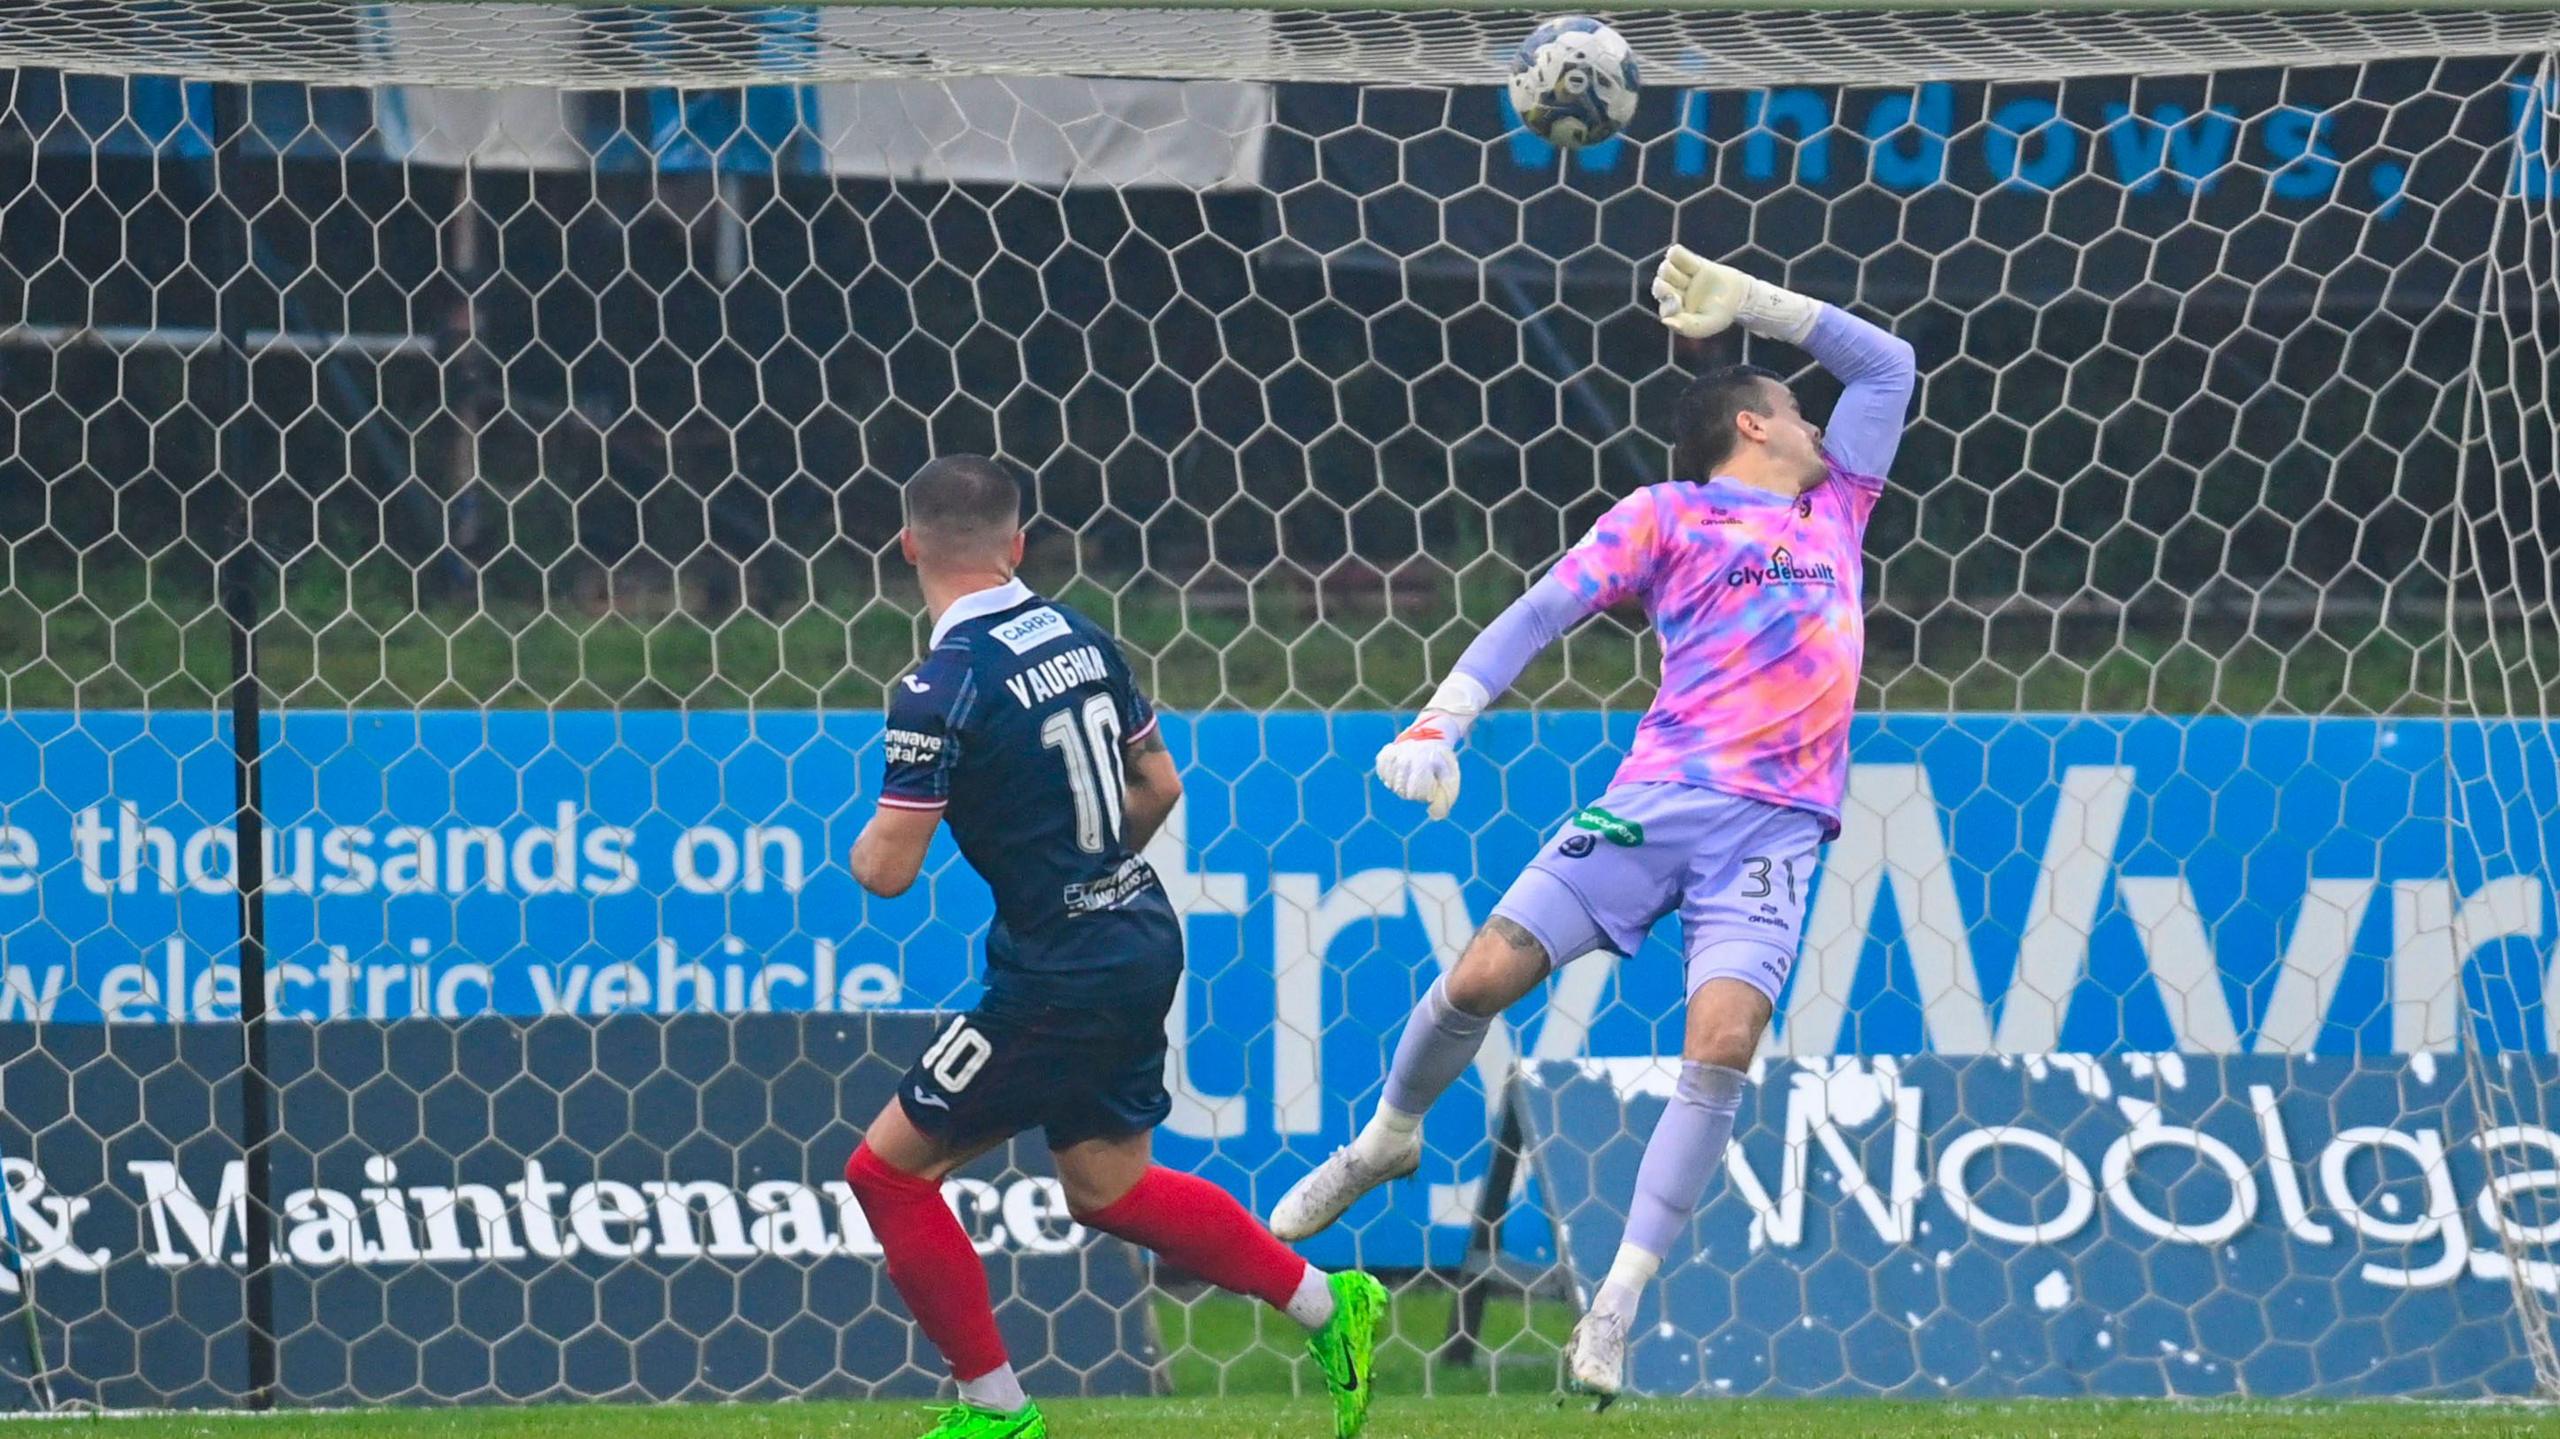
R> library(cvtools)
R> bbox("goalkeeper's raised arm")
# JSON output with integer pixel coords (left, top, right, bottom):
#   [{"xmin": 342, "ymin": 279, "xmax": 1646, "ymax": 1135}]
[
  {"xmin": 1372, "ymin": 249, "xmax": 1917, "ymax": 821},
  {"xmin": 1651, "ymin": 244, "xmax": 1916, "ymax": 480}
]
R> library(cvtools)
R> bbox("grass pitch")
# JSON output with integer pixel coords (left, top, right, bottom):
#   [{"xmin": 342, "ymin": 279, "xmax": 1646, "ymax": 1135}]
[
  {"xmin": 10, "ymin": 1291, "xmax": 2560, "ymax": 1438},
  {"xmin": 17, "ymin": 1396, "xmax": 2560, "ymax": 1439}
]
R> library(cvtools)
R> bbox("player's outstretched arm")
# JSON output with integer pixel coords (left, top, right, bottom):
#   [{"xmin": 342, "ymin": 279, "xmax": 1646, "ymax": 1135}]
[
  {"xmin": 1380, "ymin": 473, "xmax": 1674, "ymax": 821},
  {"xmin": 1800, "ymin": 304, "xmax": 1918, "ymax": 480},
  {"xmin": 1651, "ymin": 245, "xmax": 1917, "ymax": 478},
  {"xmin": 1378, "ymin": 576, "xmax": 1599, "ymax": 821}
]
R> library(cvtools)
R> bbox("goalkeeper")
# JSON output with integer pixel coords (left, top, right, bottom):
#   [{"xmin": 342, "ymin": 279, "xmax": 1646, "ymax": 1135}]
[{"xmin": 1268, "ymin": 248, "xmax": 1916, "ymax": 1399}]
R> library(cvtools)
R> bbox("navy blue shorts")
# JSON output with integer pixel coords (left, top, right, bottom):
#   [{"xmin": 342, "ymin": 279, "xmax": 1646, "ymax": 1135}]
[{"xmin": 895, "ymin": 979, "xmax": 1178, "ymax": 1150}]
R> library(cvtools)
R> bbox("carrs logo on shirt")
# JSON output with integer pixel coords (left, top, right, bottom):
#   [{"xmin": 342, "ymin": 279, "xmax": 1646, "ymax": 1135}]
[
  {"xmin": 1726, "ymin": 546, "xmax": 1840, "ymax": 589},
  {"xmin": 989, "ymin": 606, "xmax": 1070, "ymax": 655}
]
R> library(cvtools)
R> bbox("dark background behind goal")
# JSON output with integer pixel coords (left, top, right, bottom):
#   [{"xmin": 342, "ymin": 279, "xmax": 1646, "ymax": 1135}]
[{"xmin": 0, "ymin": 56, "xmax": 2547, "ymax": 713}]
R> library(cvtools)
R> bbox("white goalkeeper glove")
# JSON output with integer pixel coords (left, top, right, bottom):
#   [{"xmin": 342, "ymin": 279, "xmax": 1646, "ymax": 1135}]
[
  {"xmin": 1375, "ymin": 673, "xmax": 1490, "ymax": 821},
  {"xmin": 1650, "ymin": 245, "xmax": 1820, "ymax": 345}
]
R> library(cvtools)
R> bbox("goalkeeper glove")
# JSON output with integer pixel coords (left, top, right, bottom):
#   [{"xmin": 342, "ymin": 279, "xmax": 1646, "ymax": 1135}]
[
  {"xmin": 1650, "ymin": 245, "xmax": 1819, "ymax": 345},
  {"xmin": 1375, "ymin": 673, "xmax": 1491, "ymax": 821}
]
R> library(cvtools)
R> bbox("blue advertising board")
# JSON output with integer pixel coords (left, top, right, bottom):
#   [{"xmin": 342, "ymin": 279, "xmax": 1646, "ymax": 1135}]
[
  {"xmin": 0, "ymin": 710, "xmax": 2554, "ymax": 1277},
  {"xmin": 1518, "ymin": 1052, "xmax": 2560, "ymax": 1398}
]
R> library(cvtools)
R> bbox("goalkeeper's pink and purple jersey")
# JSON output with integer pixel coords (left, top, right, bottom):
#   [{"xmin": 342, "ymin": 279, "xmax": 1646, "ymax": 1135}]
[{"xmin": 1453, "ymin": 305, "xmax": 1915, "ymax": 838}]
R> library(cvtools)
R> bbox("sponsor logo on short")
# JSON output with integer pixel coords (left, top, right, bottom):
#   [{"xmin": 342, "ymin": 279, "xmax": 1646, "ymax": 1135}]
[
  {"xmin": 911, "ymin": 1087, "xmax": 951, "ymax": 1110},
  {"xmin": 1726, "ymin": 545, "xmax": 1838, "ymax": 588},
  {"xmin": 1559, "ymin": 832, "xmax": 1598, "ymax": 859},
  {"xmin": 1570, "ymin": 805, "xmax": 1645, "ymax": 847},
  {"xmin": 989, "ymin": 606, "xmax": 1071, "ymax": 655},
  {"xmin": 902, "ymin": 674, "xmax": 933, "ymax": 694}
]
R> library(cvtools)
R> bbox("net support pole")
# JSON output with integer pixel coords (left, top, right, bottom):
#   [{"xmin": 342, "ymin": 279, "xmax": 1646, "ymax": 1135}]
[
  {"xmin": 1443, "ymin": 1084, "xmax": 1529, "ymax": 1366},
  {"xmin": 207, "ymin": 78, "xmax": 278, "ymax": 1414}
]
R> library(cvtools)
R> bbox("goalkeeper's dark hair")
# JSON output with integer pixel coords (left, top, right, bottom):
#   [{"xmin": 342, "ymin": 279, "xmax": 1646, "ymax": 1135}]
[
  {"xmin": 904, "ymin": 454, "xmax": 1023, "ymax": 542},
  {"xmin": 1672, "ymin": 364, "xmax": 1788, "ymax": 481}
]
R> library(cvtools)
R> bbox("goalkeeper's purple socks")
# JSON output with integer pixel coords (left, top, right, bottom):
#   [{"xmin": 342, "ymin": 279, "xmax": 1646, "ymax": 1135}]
[
  {"xmin": 1605, "ymin": 1060, "xmax": 1747, "ymax": 1310},
  {"xmin": 1375, "ymin": 975, "xmax": 1492, "ymax": 1120}
]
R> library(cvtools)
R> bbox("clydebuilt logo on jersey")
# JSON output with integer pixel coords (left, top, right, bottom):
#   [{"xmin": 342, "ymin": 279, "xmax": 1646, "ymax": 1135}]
[
  {"xmin": 1005, "ymin": 645, "xmax": 1109, "ymax": 708},
  {"xmin": 1727, "ymin": 546, "xmax": 1839, "ymax": 589},
  {"xmin": 989, "ymin": 606, "xmax": 1071, "ymax": 655}
]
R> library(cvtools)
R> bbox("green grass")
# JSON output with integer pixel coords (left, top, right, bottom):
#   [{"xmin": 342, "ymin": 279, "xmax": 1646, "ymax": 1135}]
[
  {"xmin": 1158, "ymin": 1283, "xmax": 1573, "ymax": 1398},
  {"xmin": 14, "ymin": 1394, "xmax": 2560, "ymax": 1438},
  {"xmin": 21, "ymin": 1292, "xmax": 2557, "ymax": 1437}
]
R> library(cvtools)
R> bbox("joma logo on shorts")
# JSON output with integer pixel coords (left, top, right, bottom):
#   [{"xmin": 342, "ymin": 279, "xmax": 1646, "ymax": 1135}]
[
  {"xmin": 1570, "ymin": 805, "xmax": 1645, "ymax": 846},
  {"xmin": 1727, "ymin": 546, "xmax": 1838, "ymax": 588}
]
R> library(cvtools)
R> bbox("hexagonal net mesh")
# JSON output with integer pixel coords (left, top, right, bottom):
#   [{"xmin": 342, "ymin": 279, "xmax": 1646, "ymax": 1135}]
[{"xmin": 1, "ymin": 0, "xmax": 2559, "ymax": 1413}]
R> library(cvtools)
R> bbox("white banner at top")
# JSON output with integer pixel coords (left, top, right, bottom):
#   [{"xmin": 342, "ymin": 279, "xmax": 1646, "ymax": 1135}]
[
  {"xmin": 815, "ymin": 77, "xmax": 1269, "ymax": 188},
  {"xmin": 356, "ymin": 2, "xmax": 1271, "ymax": 186}
]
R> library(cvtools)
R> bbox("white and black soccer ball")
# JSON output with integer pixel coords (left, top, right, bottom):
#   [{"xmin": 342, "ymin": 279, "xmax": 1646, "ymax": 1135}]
[{"xmin": 1506, "ymin": 16, "xmax": 1640, "ymax": 148}]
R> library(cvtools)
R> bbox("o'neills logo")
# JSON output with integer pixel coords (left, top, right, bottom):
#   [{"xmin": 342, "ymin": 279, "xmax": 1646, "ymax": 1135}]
[{"xmin": 1727, "ymin": 546, "xmax": 1838, "ymax": 588}]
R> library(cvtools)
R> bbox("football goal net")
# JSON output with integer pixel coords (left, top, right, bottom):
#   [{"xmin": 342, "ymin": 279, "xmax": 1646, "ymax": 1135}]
[{"xmin": 0, "ymin": 0, "xmax": 2557, "ymax": 1408}]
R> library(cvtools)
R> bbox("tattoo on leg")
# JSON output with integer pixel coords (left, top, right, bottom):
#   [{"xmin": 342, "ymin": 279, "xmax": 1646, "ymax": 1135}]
[{"xmin": 1485, "ymin": 916, "xmax": 1550, "ymax": 967}]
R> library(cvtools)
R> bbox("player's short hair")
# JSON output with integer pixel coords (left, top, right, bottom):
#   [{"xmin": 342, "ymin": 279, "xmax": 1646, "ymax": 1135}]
[
  {"xmin": 904, "ymin": 454, "xmax": 1023, "ymax": 544},
  {"xmin": 1672, "ymin": 364, "xmax": 1789, "ymax": 481}
]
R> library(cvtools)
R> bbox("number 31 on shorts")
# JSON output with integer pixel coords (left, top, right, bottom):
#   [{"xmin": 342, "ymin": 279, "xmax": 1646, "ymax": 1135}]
[{"xmin": 1741, "ymin": 855, "xmax": 1801, "ymax": 903}]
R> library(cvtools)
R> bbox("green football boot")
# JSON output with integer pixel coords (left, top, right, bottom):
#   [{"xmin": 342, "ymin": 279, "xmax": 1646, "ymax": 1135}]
[
  {"xmin": 1306, "ymin": 1269, "xmax": 1389, "ymax": 1438},
  {"xmin": 914, "ymin": 1401, "xmax": 1045, "ymax": 1439}
]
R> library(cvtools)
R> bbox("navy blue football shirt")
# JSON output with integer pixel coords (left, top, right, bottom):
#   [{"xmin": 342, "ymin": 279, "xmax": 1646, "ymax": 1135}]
[{"xmin": 878, "ymin": 580, "xmax": 1180, "ymax": 1000}]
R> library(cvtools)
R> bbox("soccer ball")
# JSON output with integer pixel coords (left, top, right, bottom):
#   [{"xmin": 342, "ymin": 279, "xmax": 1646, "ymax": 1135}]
[{"xmin": 1506, "ymin": 16, "xmax": 1640, "ymax": 147}]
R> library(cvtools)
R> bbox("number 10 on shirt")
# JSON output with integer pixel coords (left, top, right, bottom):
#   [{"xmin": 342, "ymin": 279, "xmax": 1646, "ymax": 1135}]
[{"xmin": 1041, "ymin": 694, "xmax": 1126, "ymax": 854}]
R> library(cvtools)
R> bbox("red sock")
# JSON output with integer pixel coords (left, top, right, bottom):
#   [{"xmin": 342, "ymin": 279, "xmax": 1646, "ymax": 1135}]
[
  {"xmin": 845, "ymin": 1145, "xmax": 1009, "ymax": 1381},
  {"xmin": 1082, "ymin": 1166, "xmax": 1310, "ymax": 1311}
]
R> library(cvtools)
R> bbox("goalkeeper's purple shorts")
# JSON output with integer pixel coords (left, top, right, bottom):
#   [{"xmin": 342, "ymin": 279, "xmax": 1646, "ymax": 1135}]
[{"xmin": 1488, "ymin": 781, "xmax": 1825, "ymax": 1004}]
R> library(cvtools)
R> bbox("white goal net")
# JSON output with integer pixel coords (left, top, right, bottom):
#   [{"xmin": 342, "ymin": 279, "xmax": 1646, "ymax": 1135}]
[{"xmin": 0, "ymin": 0, "xmax": 2558, "ymax": 1410}]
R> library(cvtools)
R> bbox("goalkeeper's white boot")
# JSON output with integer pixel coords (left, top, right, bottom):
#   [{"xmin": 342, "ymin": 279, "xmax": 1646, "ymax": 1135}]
[
  {"xmin": 1564, "ymin": 1306, "xmax": 1629, "ymax": 1407},
  {"xmin": 1268, "ymin": 1135, "xmax": 1420, "ymax": 1241}
]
